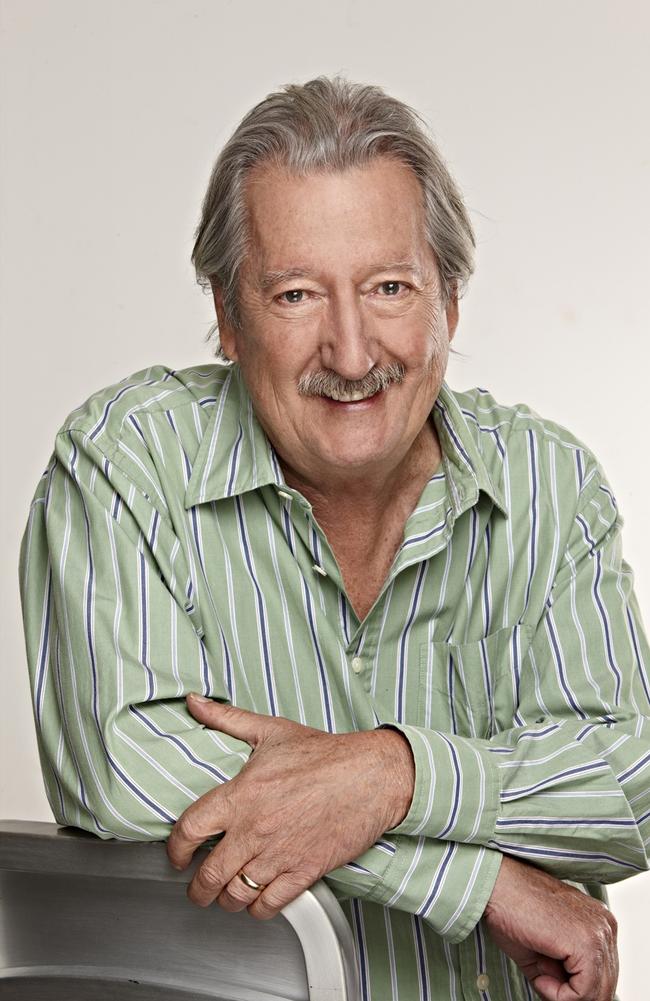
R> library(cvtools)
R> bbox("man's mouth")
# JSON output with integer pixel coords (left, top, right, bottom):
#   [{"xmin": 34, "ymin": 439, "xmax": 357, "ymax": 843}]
[
  {"xmin": 323, "ymin": 388, "xmax": 381, "ymax": 403},
  {"xmin": 320, "ymin": 388, "xmax": 384, "ymax": 407}
]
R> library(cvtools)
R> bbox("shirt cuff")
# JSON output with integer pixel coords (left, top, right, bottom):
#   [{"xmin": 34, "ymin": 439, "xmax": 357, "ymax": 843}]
[
  {"xmin": 377, "ymin": 723, "xmax": 501, "ymax": 845},
  {"xmin": 368, "ymin": 836, "xmax": 504, "ymax": 944}
]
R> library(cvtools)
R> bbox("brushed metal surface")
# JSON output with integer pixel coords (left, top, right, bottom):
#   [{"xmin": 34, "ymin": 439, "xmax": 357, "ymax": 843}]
[
  {"xmin": 0, "ymin": 821, "xmax": 360, "ymax": 1001},
  {"xmin": 0, "ymin": 973, "xmax": 241, "ymax": 1000}
]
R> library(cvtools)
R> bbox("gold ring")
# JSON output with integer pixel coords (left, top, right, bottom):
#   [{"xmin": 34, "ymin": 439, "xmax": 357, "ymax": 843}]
[{"xmin": 238, "ymin": 869, "xmax": 266, "ymax": 891}]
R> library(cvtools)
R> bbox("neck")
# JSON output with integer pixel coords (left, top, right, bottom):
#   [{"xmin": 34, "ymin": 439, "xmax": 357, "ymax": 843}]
[{"xmin": 280, "ymin": 418, "xmax": 442, "ymax": 537}]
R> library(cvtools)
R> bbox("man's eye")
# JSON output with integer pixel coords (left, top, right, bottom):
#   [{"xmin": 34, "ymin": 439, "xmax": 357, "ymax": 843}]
[
  {"xmin": 280, "ymin": 289, "xmax": 305, "ymax": 304},
  {"xmin": 378, "ymin": 281, "xmax": 404, "ymax": 296}
]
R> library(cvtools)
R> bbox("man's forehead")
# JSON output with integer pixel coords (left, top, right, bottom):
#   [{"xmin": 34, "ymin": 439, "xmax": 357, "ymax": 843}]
[
  {"xmin": 243, "ymin": 159, "xmax": 426, "ymax": 233},
  {"xmin": 240, "ymin": 158, "xmax": 433, "ymax": 286}
]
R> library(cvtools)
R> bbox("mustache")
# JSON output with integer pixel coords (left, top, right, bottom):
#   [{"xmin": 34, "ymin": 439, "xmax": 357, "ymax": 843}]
[{"xmin": 297, "ymin": 362, "xmax": 406, "ymax": 398}]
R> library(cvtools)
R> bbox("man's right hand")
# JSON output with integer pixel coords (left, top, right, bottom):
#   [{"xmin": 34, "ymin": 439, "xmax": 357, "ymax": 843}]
[{"xmin": 484, "ymin": 855, "xmax": 618, "ymax": 1001}]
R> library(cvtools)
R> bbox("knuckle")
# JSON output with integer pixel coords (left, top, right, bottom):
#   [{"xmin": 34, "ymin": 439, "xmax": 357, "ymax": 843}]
[
  {"xmin": 176, "ymin": 812, "xmax": 204, "ymax": 845},
  {"xmin": 302, "ymin": 862, "xmax": 323, "ymax": 884},
  {"xmin": 586, "ymin": 926, "xmax": 607, "ymax": 951},
  {"xmin": 598, "ymin": 917, "xmax": 616, "ymax": 945},
  {"xmin": 248, "ymin": 898, "xmax": 276, "ymax": 921},
  {"xmin": 188, "ymin": 890, "xmax": 212, "ymax": 909},
  {"xmin": 196, "ymin": 861, "xmax": 224, "ymax": 890},
  {"xmin": 224, "ymin": 880, "xmax": 254, "ymax": 903},
  {"xmin": 251, "ymin": 812, "xmax": 283, "ymax": 840},
  {"xmin": 217, "ymin": 888, "xmax": 248, "ymax": 912},
  {"xmin": 260, "ymin": 885, "xmax": 286, "ymax": 911}
]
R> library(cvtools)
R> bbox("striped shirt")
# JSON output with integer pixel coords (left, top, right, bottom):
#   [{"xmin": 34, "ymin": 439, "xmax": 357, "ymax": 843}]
[{"xmin": 19, "ymin": 361, "xmax": 650, "ymax": 1001}]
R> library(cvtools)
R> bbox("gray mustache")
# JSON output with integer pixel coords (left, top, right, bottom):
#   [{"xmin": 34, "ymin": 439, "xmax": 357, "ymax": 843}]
[{"xmin": 297, "ymin": 363, "xmax": 406, "ymax": 398}]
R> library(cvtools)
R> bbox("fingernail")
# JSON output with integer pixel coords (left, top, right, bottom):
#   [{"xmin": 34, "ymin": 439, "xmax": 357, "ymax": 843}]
[{"xmin": 187, "ymin": 692, "xmax": 211, "ymax": 703}]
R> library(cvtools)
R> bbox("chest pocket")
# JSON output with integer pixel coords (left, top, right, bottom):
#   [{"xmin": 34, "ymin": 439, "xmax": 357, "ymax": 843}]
[{"xmin": 418, "ymin": 623, "xmax": 534, "ymax": 738}]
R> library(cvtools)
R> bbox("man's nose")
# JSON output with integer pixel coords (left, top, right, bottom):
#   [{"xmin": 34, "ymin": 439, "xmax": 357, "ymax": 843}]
[{"xmin": 319, "ymin": 294, "xmax": 375, "ymax": 382}]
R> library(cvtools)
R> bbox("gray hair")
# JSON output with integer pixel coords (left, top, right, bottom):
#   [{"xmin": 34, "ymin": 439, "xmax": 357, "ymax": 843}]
[{"xmin": 192, "ymin": 75, "xmax": 475, "ymax": 360}]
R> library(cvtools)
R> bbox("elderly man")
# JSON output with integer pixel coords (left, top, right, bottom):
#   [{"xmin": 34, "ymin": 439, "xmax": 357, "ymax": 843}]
[{"xmin": 19, "ymin": 77, "xmax": 649, "ymax": 1001}]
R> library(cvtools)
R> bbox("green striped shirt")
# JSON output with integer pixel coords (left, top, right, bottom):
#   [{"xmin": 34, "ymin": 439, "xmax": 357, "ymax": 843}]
[{"xmin": 19, "ymin": 362, "xmax": 650, "ymax": 1001}]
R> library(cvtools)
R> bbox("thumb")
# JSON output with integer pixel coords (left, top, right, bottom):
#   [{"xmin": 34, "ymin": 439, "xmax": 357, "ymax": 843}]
[{"xmin": 186, "ymin": 693, "xmax": 269, "ymax": 746}]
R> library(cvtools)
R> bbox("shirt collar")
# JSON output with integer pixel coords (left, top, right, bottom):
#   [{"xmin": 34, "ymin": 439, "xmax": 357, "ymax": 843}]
[
  {"xmin": 184, "ymin": 365, "xmax": 284, "ymax": 509},
  {"xmin": 184, "ymin": 366, "xmax": 508, "ymax": 517},
  {"xmin": 432, "ymin": 382, "xmax": 509, "ymax": 518}
]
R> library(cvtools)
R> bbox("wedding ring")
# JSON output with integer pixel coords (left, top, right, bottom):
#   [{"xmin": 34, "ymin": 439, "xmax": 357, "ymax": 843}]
[{"xmin": 238, "ymin": 869, "xmax": 266, "ymax": 891}]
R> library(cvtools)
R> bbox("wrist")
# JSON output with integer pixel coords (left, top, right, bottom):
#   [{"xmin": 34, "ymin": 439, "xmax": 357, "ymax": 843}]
[
  {"xmin": 373, "ymin": 726, "xmax": 416, "ymax": 829},
  {"xmin": 484, "ymin": 854, "xmax": 524, "ymax": 918}
]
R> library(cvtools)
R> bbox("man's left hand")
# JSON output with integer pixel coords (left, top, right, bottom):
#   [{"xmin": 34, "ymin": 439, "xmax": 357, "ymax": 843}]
[{"xmin": 166, "ymin": 694, "xmax": 415, "ymax": 918}]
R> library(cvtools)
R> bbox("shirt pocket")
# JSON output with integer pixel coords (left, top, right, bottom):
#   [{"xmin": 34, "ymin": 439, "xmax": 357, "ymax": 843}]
[{"xmin": 418, "ymin": 623, "xmax": 534, "ymax": 738}]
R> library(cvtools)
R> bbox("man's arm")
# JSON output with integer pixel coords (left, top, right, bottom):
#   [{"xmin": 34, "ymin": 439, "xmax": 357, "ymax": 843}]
[
  {"xmin": 18, "ymin": 426, "xmax": 501, "ymax": 943},
  {"xmin": 383, "ymin": 462, "xmax": 650, "ymax": 884},
  {"xmin": 168, "ymin": 685, "xmax": 619, "ymax": 999},
  {"xmin": 175, "ymin": 457, "xmax": 645, "ymax": 905}
]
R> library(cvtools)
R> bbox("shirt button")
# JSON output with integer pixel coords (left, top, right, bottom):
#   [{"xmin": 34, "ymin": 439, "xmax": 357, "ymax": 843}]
[
  {"xmin": 476, "ymin": 973, "xmax": 490, "ymax": 991},
  {"xmin": 278, "ymin": 490, "xmax": 293, "ymax": 501},
  {"xmin": 312, "ymin": 564, "xmax": 327, "ymax": 577},
  {"xmin": 351, "ymin": 657, "xmax": 363, "ymax": 674}
]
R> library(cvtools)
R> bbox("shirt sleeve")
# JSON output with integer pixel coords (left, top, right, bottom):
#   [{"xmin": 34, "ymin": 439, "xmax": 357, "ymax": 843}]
[
  {"xmin": 384, "ymin": 463, "xmax": 650, "ymax": 885},
  {"xmin": 18, "ymin": 427, "xmax": 498, "ymax": 943}
]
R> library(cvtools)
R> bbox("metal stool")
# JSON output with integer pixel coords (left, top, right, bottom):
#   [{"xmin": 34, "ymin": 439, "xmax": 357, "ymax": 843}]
[{"xmin": 0, "ymin": 820, "xmax": 360, "ymax": 1000}]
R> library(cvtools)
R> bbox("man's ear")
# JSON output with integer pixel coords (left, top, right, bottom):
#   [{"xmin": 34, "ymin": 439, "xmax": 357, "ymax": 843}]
[
  {"xmin": 445, "ymin": 287, "xmax": 459, "ymax": 343},
  {"xmin": 212, "ymin": 286, "xmax": 239, "ymax": 362}
]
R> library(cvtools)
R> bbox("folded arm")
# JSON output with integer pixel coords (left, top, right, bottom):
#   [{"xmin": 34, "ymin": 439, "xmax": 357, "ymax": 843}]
[
  {"xmin": 18, "ymin": 428, "xmax": 500, "ymax": 943},
  {"xmin": 383, "ymin": 466, "xmax": 650, "ymax": 884}
]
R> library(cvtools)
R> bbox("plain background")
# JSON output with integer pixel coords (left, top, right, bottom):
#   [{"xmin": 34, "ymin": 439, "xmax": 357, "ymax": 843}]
[{"xmin": 1, "ymin": 0, "xmax": 648, "ymax": 994}]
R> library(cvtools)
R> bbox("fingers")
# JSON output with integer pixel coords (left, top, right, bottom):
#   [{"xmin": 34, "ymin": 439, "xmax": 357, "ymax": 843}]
[
  {"xmin": 529, "ymin": 975, "xmax": 576, "ymax": 1001},
  {"xmin": 561, "ymin": 920, "xmax": 618, "ymax": 1001},
  {"xmin": 186, "ymin": 694, "xmax": 274, "ymax": 745},
  {"xmin": 529, "ymin": 927, "xmax": 618, "ymax": 1001},
  {"xmin": 520, "ymin": 955, "xmax": 572, "ymax": 1001},
  {"xmin": 187, "ymin": 833, "xmax": 256, "ymax": 907},
  {"xmin": 530, "ymin": 955, "xmax": 617, "ymax": 1001},
  {"xmin": 167, "ymin": 787, "xmax": 227, "ymax": 870},
  {"xmin": 187, "ymin": 837, "xmax": 315, "ymax": 917},
  {"xmin": 216, "ymin": 866, "xmax": 268, "ymax": 913},
  {"xmin": 247, "ymin": 871, "xmax": 316, "ymax": 921}
]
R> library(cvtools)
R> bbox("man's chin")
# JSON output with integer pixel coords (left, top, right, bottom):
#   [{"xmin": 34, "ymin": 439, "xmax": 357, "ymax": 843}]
[{"xmin": 312, "ymin": 440, "xmax": 396, "ymax": 475}]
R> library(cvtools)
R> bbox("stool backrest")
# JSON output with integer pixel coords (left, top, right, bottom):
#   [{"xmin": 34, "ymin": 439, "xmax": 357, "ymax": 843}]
[{"xmin": 0, "ymin": 820, "xmax": 359, "ymax": 1001}]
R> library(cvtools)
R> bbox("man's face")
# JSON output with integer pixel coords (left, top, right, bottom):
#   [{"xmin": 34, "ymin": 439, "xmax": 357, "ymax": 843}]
[{"xmin": 215, "ymin": 156, "xmax": 458, "ymax": 484}]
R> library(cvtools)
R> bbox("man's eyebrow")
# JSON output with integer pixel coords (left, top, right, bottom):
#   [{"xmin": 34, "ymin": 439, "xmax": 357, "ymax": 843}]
[
  {"xmin": 259, "ymin": 268, "xmax": 312, "ymax": 291},
  {"xmin": 258, "ymin": 261, "xmax": 423, "ymax": 291},
  {"xmin": 367, "ymin": 260, "xmax": 422, "ymax": 274}
]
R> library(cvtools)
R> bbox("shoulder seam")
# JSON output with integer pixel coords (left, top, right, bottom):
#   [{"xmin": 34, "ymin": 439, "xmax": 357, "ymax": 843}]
[
  {"xmin": 55, "ymin": 426, "xmax": 168, "ymax": 515},
  {"xmin": 458, "ymin": 401, "xmax": 592, "ymax": 457}
]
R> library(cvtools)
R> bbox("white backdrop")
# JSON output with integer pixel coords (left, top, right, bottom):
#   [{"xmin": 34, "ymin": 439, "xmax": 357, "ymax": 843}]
[{"xmin": 1, "ymin": 0, "xmax": 648, "ymax": 995}]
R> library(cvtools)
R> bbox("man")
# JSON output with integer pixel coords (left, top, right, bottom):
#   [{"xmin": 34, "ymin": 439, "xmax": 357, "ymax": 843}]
[{"xmin": 19, "ymin": 76, "xmax": 648, "ymax": 1001}]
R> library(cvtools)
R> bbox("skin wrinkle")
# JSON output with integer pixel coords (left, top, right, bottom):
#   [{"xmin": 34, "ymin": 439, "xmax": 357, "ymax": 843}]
[{"xmin": 213, "ymin": 159, "xmax": 457, "ymax": 532}]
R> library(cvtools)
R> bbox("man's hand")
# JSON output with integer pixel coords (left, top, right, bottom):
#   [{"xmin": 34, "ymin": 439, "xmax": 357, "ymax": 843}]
[
  {"xmin": 484, "ymin": 855, "xmax": 618, "ymax": 1001},
  {"xmin": 166, "ymin": 695, "xmax": 415, "ymax": 918}
]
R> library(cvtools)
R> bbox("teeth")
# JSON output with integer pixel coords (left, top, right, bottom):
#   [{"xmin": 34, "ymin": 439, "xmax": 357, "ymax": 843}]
[{"xmin": 327, "ymin": 390, "xmax": 375, "ymax": 402}]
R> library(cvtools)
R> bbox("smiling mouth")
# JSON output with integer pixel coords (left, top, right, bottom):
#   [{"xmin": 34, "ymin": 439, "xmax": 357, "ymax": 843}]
[
  {"xmin": 321, "ymin": 388, "xmax": 384, "ymax": 406},
  {"xmin": 324, "ymin": 389, "xmax": 380, "ymax": 402}
]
